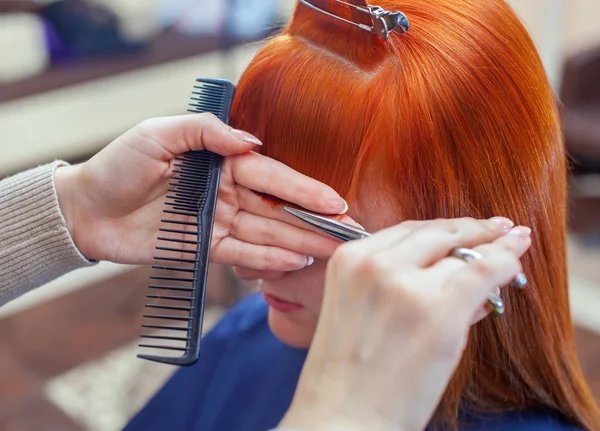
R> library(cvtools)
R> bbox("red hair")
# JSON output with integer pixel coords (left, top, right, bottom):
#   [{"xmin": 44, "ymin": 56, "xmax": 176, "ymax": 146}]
[{"xmin": 231, "ymin": 0, "xmax": 600, "ymax": 429}]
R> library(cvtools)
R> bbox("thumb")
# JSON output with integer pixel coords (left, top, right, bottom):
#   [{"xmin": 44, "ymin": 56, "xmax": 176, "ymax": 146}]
[{"xmin": 138, "ymin": 113, "xmax": 262, "ymax": 157}]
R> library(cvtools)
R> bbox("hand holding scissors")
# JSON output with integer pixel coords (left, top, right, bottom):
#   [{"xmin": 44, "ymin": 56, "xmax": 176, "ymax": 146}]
[
  {"xmin": 284, "ymin": 206, "xmax": 528, "ymax": 317},
  {"xmin": 280, "ymin": 209, "xmax": 532, "ymax": 431}
]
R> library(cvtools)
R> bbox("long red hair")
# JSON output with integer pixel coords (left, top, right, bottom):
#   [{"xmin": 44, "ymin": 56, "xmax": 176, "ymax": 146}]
[{"xmin": 231, "ymin": 0, "xmax": 600, "ymax": 429}]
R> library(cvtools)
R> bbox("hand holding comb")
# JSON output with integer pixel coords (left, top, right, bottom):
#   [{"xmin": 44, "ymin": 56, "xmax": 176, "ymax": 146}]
[{"xmin": 138, "ymin": 79, "xmax": 235, "ymax": 366}]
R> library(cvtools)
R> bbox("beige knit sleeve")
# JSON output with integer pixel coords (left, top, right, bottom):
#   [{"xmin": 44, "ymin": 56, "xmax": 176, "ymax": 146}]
[{"xmin": 0, "ymin": 161, "xmax": 95, "ymax": 306}]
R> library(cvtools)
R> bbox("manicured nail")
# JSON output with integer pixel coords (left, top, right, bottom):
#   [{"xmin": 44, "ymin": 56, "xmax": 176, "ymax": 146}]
[
  {"xmin": 509, "ymin": 226, "xmax": 532, "ymax": 239},
  {"xmin": 335, "ymin": 199, "xmax": 349, "ymax": 215},
  {"xmin": 489, "ymin": 217, "xmax": 514, "ymax": 229},
  {"xmin": 306, "ymin": 256, "xmax": 315, "ymax": 266},
  {"xmin": 231, "ymin": 129, "xmax": 263, "ymax": 146}
]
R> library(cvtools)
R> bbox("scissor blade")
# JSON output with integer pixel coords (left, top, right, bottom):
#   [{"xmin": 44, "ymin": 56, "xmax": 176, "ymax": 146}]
[{"xmin": 283, "ymin": 206, "xmax": 370, "ymax": 242}]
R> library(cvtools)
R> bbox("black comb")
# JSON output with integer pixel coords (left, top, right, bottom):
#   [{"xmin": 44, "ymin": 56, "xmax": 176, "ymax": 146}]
[{"xmin": 138, "ymin": 78, "xmax": 235, "ymax": 366}]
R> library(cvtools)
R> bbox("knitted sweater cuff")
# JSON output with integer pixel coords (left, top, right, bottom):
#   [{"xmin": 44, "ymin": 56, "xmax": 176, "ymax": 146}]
[{"xmin": 0, "ymin": 161, "xmax": 95, "ymax": 306}]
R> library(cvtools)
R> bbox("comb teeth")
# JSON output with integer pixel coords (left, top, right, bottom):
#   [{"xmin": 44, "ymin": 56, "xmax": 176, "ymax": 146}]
[
  {"xmin": 146, "ymin": 294, "xmax": 196, "ymax": 302},
  {"xmin": 141, "ymin": 334, "xmax": 191, "ymax": 342},
  {"xmin": 188, "ymin": 81, "xmax": 232, "ymax": 115},
  {"xmin": 142, "ymin": 324, "xmax": 191, "ymax": 331},
  {"xmin": 162, "ymin": 209, "xmax": 199, "ymax": 218},
  {"xmin": 143, "ymin": 314, "xmax": 192, "ymax": 322},
  {"xmin": 148, "ymin": 285, "xmax": 194, "ymax": 292},
  {"xmin": 161, "ymin": 219, "xmax": 198, "ymax": 227},
  {"xmin": 145, "ymin": 304, "xmax": 193, "ymax": 311},
  {"xmin": 151, "ymin": 265, "xmax": 197, "ymax": 273},
  {"xmin": 139, "ymin": 345, "xmax": 189, "ymax": 352},
  {"xmin": 154, "ymin": 256, "xmax": 196, "ymax": 264},
  {"xmin": 139, "ymin": 78, "xmax": 235, "ymax": 366}
]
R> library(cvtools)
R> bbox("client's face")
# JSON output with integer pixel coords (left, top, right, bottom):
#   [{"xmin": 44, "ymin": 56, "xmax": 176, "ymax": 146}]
[
  {"xmin": 260, "ymin": 258, "xmax": 328, "ymax": 348},
  {"xmin": 261, "ymin": 206, "xmax": 393, "ymax": 348}
]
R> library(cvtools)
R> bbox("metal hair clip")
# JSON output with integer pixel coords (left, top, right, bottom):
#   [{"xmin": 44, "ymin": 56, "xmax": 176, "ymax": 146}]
[{"xmin": 298, "ymin": 0, "xmax": 410, "ymax": 41}]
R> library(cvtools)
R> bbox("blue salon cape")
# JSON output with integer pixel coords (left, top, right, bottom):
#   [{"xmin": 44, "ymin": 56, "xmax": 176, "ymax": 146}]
[{"xmin": 125, "ymin": 293, "xmax": 583, "ymax": 431}]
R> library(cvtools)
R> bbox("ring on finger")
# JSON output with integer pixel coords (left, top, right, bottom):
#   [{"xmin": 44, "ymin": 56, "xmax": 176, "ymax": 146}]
[
  {"xmin": 451, "ymin": 248, "xmax": 527, "ymax": 290},
  {"xmin": 450, "ymin": 247, "xmax": 483, "ymax": 262},
  {"xmin": 486, "ymin": 293, "xmax": 505, "ymax": 317},
  {"xmin": 450, "ymin": 248, "xmax": 505, "ymax": 316},
  {"xmin": 510, "ymin": 272, "xmax": 528, "ymax": 289}
]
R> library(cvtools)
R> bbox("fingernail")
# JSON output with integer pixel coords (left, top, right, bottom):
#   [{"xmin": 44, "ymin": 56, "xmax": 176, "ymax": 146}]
[
  {"xmin": 509, "ymin": 226, "xmax": 532, "ymax": 239},
  {"xmin": 342, "ymin": 216, "xmax": 365, "ymax": 230},
  {"xmin": 306, "ymin": 256, "xmax": 315, "ymax": 266},
  {"xmin": 335, "ymin": 199, "xmax": 349, "ymax": 215},
  {"xmin": 489, "ymin": 217, "xmax": 514, "ymax": 229},
  {"xmin": 231, "ymin": 129, "xmax": 263, "ymax": 146}
]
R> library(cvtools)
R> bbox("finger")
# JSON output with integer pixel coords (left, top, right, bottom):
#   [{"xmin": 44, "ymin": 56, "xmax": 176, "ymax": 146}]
[
  {"xmin": 428, "ymin": 225, "xmax": 532, "ymax": 278},
  {"xmin": 213, "ymin": 236, "xmax": 313, "ymax": 271},
  {"xmin": 429, "ymin": 253, "xmax": 504, "ymax": 323},
  {"xmin": 443, "ymin": 244, "xmax": 522, "ymax": 320},
  {"xmin": 479, "ymin": 227, "xmax": 531, "ymax": 290},
  {"xmin": 372, "ymin": 218, "xmax": 511, "ymax": 269},
  {"xmin": 472, "ymin": 288, "xmax": 503, "ymax": 323},
  {"xmin": 427, "ymin": 226, "xmax": 531, "ymax": 322},
  {"xmin": 233, "ymin": 267, "xmax": 287, "ymax": 281},
  {"xmin": 230, "ymin": 210, "xmax": 344, "ymax": 260},
  {"xmin": 135, "ymin": 113, "xmax": 262, "ymax": 158},
  {"xmin": 490, "ymin": 226, "xmax": 532, "ymax": 256},
  {"xmin": 237, "ymin": 186, "xmax": 357, "ymax": 233},
  {"xmin": 231, "ymin": 152, "xmax": 347, "ymax": 214}
]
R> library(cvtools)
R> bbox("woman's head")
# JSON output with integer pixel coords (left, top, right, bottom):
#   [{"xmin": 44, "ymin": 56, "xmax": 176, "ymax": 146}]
[{"xmin": 231, "ymin": 0, "xmax": 600, "ymax": 428}]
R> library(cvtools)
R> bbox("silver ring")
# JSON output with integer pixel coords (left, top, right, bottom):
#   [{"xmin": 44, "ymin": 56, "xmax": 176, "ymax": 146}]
[
  {"xmin": 450, "ymin": 247, "xmax": 483, "ymax": 262},
  {"xmin": 486, "ymin": 293, "xmax": 505, "ymax": 317},
  {"xmin": 452, "ymin": 248, "xmax": 527, "ymax": 291},
  {"xmin": 510, "ymin": 273, "xmax": 528, "ymax": 289},
  {"xmin": 450, "ymin": 248, "xmax": 505, "ymax": 316}
]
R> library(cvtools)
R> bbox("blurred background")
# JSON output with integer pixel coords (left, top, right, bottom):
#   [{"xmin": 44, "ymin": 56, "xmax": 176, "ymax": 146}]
[{"xmin": 0, "ymin": 0, "xmax": 599, "ymax": 430}]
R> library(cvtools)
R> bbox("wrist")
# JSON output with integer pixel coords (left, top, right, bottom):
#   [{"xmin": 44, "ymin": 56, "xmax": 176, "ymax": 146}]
[
  {"xmin": 278, "ymin": 415, "xmax": 409, "ymax": 431},
  {"xmin": 280, "ymin": 390, "xmax": 409, "ymax": 431},
  {"xmin": 54, "ymin": 164, "xmax": 90, "ymax": 260},
  {"xmin": 279, "ymin": 405, "xmax": 366, "ymax": 431},
  {"xmin": 277, "ymin": 418, "xmax": 360, "ymax": 431}
]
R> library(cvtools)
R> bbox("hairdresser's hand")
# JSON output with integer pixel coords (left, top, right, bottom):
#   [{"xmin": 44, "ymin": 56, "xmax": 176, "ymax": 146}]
[
  {"xmin": 54, "ymin": 114, "xmax": 350, "ymax": 267},
  {"xmin": 281, "ymin": 218, "xmax": 531, "ymax": 431}
]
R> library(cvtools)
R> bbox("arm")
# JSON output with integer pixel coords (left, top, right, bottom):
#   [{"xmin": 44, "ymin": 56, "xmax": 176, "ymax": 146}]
[{"xmin": 0, "ymin": 161, "xmax": 94, "ymax": 306}]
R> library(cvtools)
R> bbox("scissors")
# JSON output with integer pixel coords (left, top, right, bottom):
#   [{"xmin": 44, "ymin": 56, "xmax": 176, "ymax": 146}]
[
  {"xmin": 284, "ymin": 206, "xmax": 528, "ymax": 317},
  {"xmin": 284, "ymin": 206, "xmax": 372, "ymax": 241}
]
